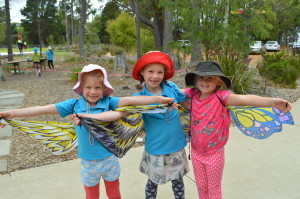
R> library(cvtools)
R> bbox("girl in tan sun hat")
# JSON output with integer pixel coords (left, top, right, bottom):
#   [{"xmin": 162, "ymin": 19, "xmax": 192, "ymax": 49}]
[
  {"xmin": 183, "ymin": 60, "xmax": 292, "ymax": 198},
  {"xmin": 132, "ymin": 51, "xmax": 191, "ymax": 199},
  {"xmin": 0, "ymin": 64, "xmax": 177, "ymax": 199}
]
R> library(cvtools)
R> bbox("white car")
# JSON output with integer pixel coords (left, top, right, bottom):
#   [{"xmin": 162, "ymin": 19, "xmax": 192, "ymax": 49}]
[
  {"xmin": 265, "ymin": 41, "xmax": 280, "ymax": 52},
  {"xmin": 250, "ymin": 41, "xmax": 263, "ymax": 54},
  {"xmin": 292, "ymin": 41, "xmax": 300, "ymax": 50}
]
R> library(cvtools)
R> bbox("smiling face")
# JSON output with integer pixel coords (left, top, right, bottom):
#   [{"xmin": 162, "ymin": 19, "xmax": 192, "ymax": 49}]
[
  {"xmin": 81, "ymin": 72, "xmax": 105, "ymax": 106},
  {"xmin": 140, "ymin": 63, "xmax": 165, "ymax": 93},
  {"xmin": 195, "ymin": 76, "xmax": 223, "ymax": 98}
]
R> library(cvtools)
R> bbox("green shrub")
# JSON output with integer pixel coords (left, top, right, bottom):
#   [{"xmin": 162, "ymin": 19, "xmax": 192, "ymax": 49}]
[
  {"xmin": 68, "ymin": 66, "xmax": 83, "ymax": 82},
  {"xmin": 209, "ymin": 54, "xmax": 254, "ymax": 94},
  {"xmin": 64, "ymin": 54, "xmax": 81, "ymax": 63},
  {"xmin": 259, "ymin": 51, "xmax": 300, "ymax": 88},
  {"xmin": 109, "ymin": 45, "xmax": 125, "ymax": 56}
]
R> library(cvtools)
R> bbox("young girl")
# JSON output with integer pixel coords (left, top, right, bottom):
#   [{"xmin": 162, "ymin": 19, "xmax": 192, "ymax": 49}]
[
  {"xmin": 46, "ymin": 46, "xmax": 54, "ymax": 70},
  {"xmin": 0, "ymin": 64, "xmax": 176, "ymax": 199},
  {"xmin": 133, "ymin": 51, "xmax": 190, "ymax": 199},
  {"xmin": 184, "ymin": 60, "xmax": 292, "ymax": 198},
  {"xmin": 32, "ymin": 47, "xmax": 41, "ymax": 76}
]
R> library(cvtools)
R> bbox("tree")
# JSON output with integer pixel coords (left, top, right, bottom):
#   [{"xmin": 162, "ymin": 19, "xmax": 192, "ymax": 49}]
[
  {"xmin": 21, "ymin": 0, "xmax": 65, "ymax": 45},
  {"xmin": 0, "ymin": 6, "xmax": 6, "ymax": 45},
  {"xmin": 79, "ymin": 0, "xmax": 87, "ymax": 59},
  {"xmin": 106, "ymin": 12, "xmax": 136, "ymax": 51},
  {"xmin": 5, "ymin": 0, "xmax": 13, "ymax": 61}
]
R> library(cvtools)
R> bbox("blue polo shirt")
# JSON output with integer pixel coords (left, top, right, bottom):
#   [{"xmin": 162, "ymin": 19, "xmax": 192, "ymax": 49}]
[
  {"xmin": 55, "ymin": 96, "xmax": 120, "ymax": 160},
  {"xmin": 46, "ymin": 50, "xmax": 54, "ymax": 60},
  {"xmin": 134, "ymin": 81, "xmax": 187, "ymax": 155}
]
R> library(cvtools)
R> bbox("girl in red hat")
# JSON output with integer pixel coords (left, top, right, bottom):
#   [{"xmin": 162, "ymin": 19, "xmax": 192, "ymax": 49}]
[{"xmin": 132, "ymin": 51, "xmax": 190, "ymax": 199}]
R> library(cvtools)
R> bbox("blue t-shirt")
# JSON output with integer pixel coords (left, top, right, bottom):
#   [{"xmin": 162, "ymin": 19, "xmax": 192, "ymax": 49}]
[
  {"xmin": 55, "ymin": 96, "xmax": 120, "ymax": 160},
  {"xmin": 134, "ymin": 81, "xmax": 187, "ymax": 155},
  {"xmin": 46, "ymin": 50, "xmax": 54, "ymax": 60}
]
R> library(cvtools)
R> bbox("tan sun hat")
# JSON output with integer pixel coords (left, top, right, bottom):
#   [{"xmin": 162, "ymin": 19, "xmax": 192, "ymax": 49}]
[{"xmin": 73, "ymin": 64, "xmax": 114, "ymax": 96}]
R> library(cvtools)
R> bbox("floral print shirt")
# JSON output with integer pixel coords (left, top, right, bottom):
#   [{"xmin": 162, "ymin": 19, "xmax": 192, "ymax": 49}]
[{"xmin": 185, "ymin": 88, "xmax": 232, "ymax": 155}]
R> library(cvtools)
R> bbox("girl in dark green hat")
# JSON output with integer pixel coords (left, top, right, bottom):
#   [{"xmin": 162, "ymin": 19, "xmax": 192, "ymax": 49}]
[{"xmin": 184, "ymin": 60, "xmax": 292, "ymax": 198}]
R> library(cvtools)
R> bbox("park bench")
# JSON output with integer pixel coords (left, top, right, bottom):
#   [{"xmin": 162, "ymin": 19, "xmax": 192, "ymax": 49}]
[{"xmin": 7, "ymin": 58, "xmax": 47, "ymax": 74}]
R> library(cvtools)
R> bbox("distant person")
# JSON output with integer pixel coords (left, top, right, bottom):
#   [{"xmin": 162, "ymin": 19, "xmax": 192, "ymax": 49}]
[
  {"xmin": 46, "ymin": 46, "xmax": 54, "ymax": 70},
  {"xmin": 23, "ymin": 41, "xmax": 27, "ymax": 51},
  {"xmin": 17, "ymin": 40, "xmax": 23, "ymax": 56},
  {"xmin": 32, "ymin": 47, "xmax": 41, "ymax": 76}
]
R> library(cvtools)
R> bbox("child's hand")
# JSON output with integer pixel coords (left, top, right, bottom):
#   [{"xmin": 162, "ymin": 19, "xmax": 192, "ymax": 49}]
[
  {"xmin": 70, "ymin": 114, "xmax": 81, "ymax": 126},
  {"xmin": 160, "ymin": 96, "xmax": 178, "ymax": 110},
  {"xmin": 0, "ymin": 112, "xmax": 12, "ymax": 128},
  {"xmin": 272, "ymin": 99, "xmax": 292, "ymax": 114}
]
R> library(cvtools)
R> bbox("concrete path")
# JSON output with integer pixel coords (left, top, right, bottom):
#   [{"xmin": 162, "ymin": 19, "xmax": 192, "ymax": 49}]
[
  {"xmin": 0, "ymin": 97, "xmax": 299, "ymax": 198},
  {"xmin": 0, "ymin": 90, "xmax": 25, "ymax": 172}
]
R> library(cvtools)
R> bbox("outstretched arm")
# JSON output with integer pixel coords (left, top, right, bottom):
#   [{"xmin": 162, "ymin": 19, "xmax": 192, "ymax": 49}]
[
  {"xmin": 118, "ymin": 96, "xmax": 178, "ymax": 110},
  {"xmin": 227, "ymin": 94, "xmax": 292, "ymax": 114},
  {"xmin": 70, "ymin": 111, "xmax": 129, "ymax": 126},
  {"xmin": 0, "ymin": 104, "xmax": 58, "ymax": 119},
  {"xmin": 0, "ymin": 104, "xmax": 58, "ymax": 128}
]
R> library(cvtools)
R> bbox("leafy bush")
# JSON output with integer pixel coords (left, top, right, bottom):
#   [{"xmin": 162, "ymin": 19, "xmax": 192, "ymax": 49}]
[
  {"xmin": 259, "ymin": 51, "xmax": 300, "ymax": 88},
  {"xmin": 209, "ymin": 54, "xmax": 255, "ymax": 94},
  {"xmin": 109, "ymin": 45, "xmax": 125, "ymax": 56},
  {"xmin": 68, "ymin": 66, "xmax": 83, "ymax": 83},
  {"xmin": 64, "ymin": 54, "xmax": 81, "ymax": 63}
]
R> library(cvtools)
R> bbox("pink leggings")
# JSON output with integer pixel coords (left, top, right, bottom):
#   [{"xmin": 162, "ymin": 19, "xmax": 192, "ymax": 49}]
[{"xmin": 191, "ymin": 148, "xmax": 224, "ymax": 199}]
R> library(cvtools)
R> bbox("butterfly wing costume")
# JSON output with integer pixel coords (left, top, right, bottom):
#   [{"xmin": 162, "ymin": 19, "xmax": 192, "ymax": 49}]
[{"xmin": 0, "ymin": 105, "xmax": 294, "ymax": 156}]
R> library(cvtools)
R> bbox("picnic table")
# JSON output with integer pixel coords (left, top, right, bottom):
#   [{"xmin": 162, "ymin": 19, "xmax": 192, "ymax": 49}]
[{"xmin": 7, "ymin": 58, "xmax": 47, "ymax": 74}]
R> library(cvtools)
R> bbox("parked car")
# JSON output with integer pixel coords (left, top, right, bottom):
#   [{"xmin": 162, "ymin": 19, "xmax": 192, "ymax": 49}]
[
  {"xmin": 292, "ymin": 41, "xmax": 300, "ymax": 50},
  {"xmin": 177, "ymin": 40, "xmax": 191, "ymax": 48},
  {"xmin": 265, "ymin": 41, "xmax": 280, "ymax": 52},
  {"xmin": 250, "ymin": 41, "xmax": 263, "ymax": 54}
]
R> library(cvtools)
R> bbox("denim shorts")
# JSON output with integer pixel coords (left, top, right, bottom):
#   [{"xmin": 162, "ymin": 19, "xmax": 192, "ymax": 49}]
[{"xmin": 80, "ymin": 155, "xmax": 120, "ymax": 187}]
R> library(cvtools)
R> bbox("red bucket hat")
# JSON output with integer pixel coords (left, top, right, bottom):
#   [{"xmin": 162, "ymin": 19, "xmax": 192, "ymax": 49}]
[
  {"xmin": 132, "ymin": 51, "xmax": 174, "ymax": 80},
  {"xmin": 73, "ymin": 64, "xmax": 114, "ymax": 96}
]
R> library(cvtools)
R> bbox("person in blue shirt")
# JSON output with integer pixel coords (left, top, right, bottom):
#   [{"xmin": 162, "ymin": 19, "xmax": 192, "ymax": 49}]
[
  {"xmin": 0, "ymin": 64, "xmax": 176, "ymax": 199},
  {"xmin": 132, "ymin": 51, "xmax": 190, "ymax": 199},
  {"xmin": 46, "ymin": 46, "xmax": 54, "ymax": 70}
]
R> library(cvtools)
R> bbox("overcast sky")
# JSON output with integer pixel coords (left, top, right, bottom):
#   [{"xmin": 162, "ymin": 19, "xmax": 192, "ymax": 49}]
[{"xmin": 1, "ymin": 0, "xmax": 106, "ymax": 23}]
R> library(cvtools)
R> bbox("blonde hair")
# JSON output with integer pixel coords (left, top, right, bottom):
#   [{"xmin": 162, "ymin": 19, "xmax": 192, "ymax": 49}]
[{"xmin": 81, "ymin": 70, "xmax": 104, "ymax": 86}]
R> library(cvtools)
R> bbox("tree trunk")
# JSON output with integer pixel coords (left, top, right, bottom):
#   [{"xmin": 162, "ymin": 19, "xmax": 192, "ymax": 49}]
[
  {"xmin": 129, "ymin": 0, "xmax": 164, "ymax": 50},
  {"xmin": 71, "ymin": 0, "xmax": 76, "ymax": 45},
  {"xmin": 79, "ymin": 0, "xmax": 87, "ymax": 59},
  {"xmin": 5, "ymin": 0, "xmax": 13, "ymax": 61},
  {"xmin": 64, "ymin": 0, "xmax": 70, "ymax": 45},
  {"xmin": 135, "ymin": 15, "xmax": 141, "ymax": 59},
  {"xmin": 113, "ymin": 53, "xmax": 128, "ymax": 74},
  {"xmin": 163, "ymin": 7, "xmax": 180, "ymax": 70},
  {"xmin": 190, "ymin": 0, "xmax": 202, "ymax": 67}
]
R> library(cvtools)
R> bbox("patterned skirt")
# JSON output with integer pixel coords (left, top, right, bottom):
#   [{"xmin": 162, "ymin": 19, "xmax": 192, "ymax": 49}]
[{"xmin": 139, "ymin": 148, "xmax": 189, "ymax": 185}]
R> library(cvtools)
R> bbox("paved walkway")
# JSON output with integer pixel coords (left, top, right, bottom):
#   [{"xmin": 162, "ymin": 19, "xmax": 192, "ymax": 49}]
[
  {"xmin": 0, "ymin": 90, "xmax": 25, "ymax": 172},
  {"xmin": 0, "ymin": 95, "xmax": 299, "ymax": 198}
]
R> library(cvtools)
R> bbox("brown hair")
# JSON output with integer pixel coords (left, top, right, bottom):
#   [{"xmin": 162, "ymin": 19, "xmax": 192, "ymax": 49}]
[{"xmin": 134, "ymin": 64, "xmax": 168, "ymax": 91}]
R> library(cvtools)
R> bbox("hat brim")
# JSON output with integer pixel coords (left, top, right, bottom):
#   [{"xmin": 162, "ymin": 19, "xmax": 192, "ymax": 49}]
[{"xmin": 132, "ymin": 51, "xmax": 174, "ymax": 80}]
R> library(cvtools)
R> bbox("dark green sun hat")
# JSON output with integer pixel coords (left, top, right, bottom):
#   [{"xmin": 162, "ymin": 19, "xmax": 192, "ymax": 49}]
[{"xmin": 185, "ymin": 60, "xmax": 232, "ymax": 88}]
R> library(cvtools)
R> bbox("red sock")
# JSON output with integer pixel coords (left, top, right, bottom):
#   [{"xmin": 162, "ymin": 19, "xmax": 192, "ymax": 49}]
[
  {"xmin": 84, "ymin": 183, "xmax": 99, "ymax": 199},
  {"xmin": 104, "ymin": 179, "xmax": 121, "ymax": 199}
]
